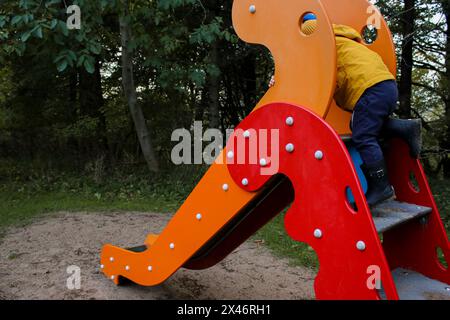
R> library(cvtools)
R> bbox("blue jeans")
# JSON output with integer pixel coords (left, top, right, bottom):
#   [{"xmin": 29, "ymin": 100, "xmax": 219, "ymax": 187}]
[{"xmin": 352, "ymin": 80, "xmax": 398, "ymax": 166}]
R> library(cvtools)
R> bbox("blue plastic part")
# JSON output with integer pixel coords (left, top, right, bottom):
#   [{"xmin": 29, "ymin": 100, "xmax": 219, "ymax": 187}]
[
  {"xmin": 347, "ymin": 143, "xmax": 368, "ymax": 203},
  {"xmin": 303, "ymin": 13, "xmax": 317, "ymax": 22}
]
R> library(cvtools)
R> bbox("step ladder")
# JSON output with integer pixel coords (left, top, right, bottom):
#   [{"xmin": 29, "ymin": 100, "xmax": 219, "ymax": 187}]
[
  {"xmin": 344, "ymin": 136, "xmax": 449, "ymax": 299},
  {"xmin": 371, "ymin": 201, "xmax": 449, "ymax": 299},
  {"xmin": 372, "ymin": 201, "xmax": 431, "ymax": 234}
]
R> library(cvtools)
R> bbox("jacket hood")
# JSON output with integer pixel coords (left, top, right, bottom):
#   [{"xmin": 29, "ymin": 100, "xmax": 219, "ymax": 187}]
[{"xmin": 333, "ymin": 24, "xmax": 362, "ymax": 42}]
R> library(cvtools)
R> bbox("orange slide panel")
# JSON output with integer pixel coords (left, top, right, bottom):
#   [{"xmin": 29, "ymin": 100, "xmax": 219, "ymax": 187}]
[
  {"xmin": 232, "ymin": 0, "xmax": 337, "ymax": 117},
  {"xmin": 100, "ymin": 0, "xmax": 338, "ymax": 286},
  {"xmin": 101, "ymin": 154, "xmax": 256, "ymax": 285}
]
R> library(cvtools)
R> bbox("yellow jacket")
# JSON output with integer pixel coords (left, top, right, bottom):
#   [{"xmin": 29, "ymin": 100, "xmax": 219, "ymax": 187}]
[{"xmin": 333, "ymin": 24, "xmax": 395, "ymax": 111}]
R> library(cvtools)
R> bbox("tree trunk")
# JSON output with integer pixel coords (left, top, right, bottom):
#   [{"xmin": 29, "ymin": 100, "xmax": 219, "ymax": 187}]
[
  {"xmin": 120, "ymin": 1, "xmax": 159, "ymax": 172},
  {"xmin": 398, "ymin": 0, "xmax": 415, "ymax": 119},
  {"xmin": 441, "ymin": 0, "xmax": 450, "ymax": 178},
  {"xmin": 78, "ymin": 58, "xmax": 109, "ymax": 157},
  {"xmin": 195, "ymin": 86, "xmax": 208, "ymax": 121},
  {"xmin": 79, "ymin": 61, "xmax": 103, "ymax": 117},
  {"xmin": 241, "ymin": 51, "xmax": 257, "ymax": 111},
  {"xmin": 204, "ymin": 0, "xmax": 221, "ymax": 129},
  {"xmin": 207, "ymin": 40, "xmax": 221, "ymax": 129}
]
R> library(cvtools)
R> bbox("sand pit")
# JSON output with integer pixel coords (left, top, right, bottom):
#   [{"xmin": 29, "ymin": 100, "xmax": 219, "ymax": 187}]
[{"xmin": 0, "ymin": 212, "xmax": 316, "ymax": 300}]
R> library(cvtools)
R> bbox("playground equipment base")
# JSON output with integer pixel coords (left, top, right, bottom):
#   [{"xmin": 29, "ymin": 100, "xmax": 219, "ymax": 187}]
[{"xmin": 98, "ymin": 0, "xmax": 450, "ymax": 299}]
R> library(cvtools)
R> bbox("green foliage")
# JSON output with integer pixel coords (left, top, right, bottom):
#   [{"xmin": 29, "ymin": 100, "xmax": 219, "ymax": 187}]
[
  {"xmin": 0, "ymin": 66, "xmax": 12, "ymax": 106},
  {"xmin": 0, "ymin": 162, "xmax": 207, "ymax": 228},
  {"xmin": 190, "ymin": 17, "xmax": 232, "ymax": 45},
  {"xmin": 157, "ymin": 0, "xmax": 197, "ymax": 11},
  {"xmin": 255, "ymin": 210, "xmax": 319, "ymax": 269},
  {"xmin": 0, "ymin": 0, "xmax": 272, "ymax": 166},
  {"xmin": 0, "ymin": 0, "xmax": 110, "ymax": 74},
  {"xmin": 429, "ymin": 178, "xmax": 450, "ymax": 233}
]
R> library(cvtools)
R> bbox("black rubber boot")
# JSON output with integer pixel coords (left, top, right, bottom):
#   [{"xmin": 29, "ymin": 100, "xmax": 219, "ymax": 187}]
[
  {"xmin": 384, "ymin": 118, "xmax": 422, "ymax": 158},
  {"xmin": 361, "ymin": 160, "xmax": 395, "ymax": 208}
]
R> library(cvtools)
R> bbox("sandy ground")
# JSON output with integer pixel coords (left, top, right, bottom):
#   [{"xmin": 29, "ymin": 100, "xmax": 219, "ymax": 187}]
[{"xmin": 0, "ymin": 212, "xmax": 316, "ymax": 300}]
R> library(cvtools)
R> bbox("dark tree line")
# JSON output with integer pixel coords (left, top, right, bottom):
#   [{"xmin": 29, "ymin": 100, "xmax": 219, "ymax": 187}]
[{"xmin": 0, "ymin": 0, "xmax": 448, "ymax": 178}]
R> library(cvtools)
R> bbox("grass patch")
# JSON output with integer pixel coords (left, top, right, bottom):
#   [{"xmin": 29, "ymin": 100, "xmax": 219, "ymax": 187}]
[
  {"xmin": 254, "ymin": 210, "xmax": 319, "ymax": 269},
  {"xmin": 0, "ymin": 191, "xmax": 177, "ymax": 228},
  {"xmin": 0, "ymin": 164, "xmax": 207, "ymax": 229},
  {"xmin": 428, "ymin": 178, "xmax": 450, "ymax": 234},
  {"xmin": 0, "ymin": 162, "xmax": 448, "ymax": 270}
]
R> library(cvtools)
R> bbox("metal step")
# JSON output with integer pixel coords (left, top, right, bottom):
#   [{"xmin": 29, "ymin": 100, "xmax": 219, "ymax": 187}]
[
  {"xmin": 371, "ymin": 200, "xmax": 432, "ymax": 233},
  {"xmin": 379, "ymin": 268, "xmax": 450, "ymax": 300}
]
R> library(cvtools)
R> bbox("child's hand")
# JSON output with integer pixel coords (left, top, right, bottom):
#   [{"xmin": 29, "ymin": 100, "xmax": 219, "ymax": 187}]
[{"xmin": 269, "ymin": 75, "xmax": 275, "ymax": 88}]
